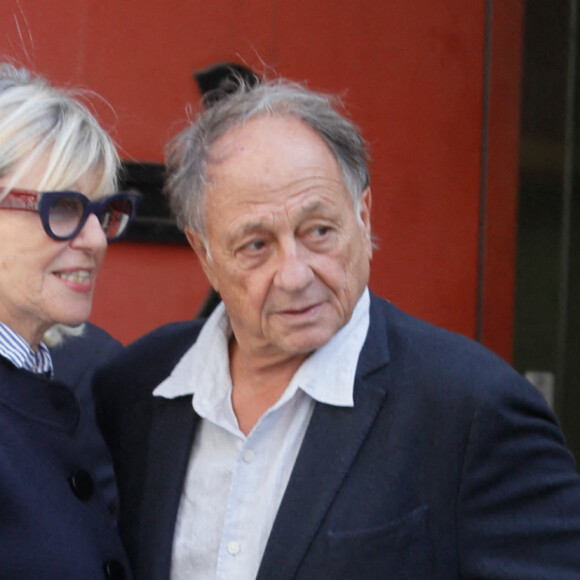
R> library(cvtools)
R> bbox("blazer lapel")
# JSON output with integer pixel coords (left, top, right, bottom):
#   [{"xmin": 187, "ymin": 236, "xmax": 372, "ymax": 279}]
[
  {"xmin": 258, "ymin": 294, "xmax": 391, "ymax": 579},
  {"xmin": 137, "ymin": 395, "xmax": 198, "ymax": 580}
]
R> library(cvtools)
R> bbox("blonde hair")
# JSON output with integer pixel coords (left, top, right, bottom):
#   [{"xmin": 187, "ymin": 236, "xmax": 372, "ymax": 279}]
[{"xmin": 0, "ymin": 64, "xmax": 120, "ymax": 345}]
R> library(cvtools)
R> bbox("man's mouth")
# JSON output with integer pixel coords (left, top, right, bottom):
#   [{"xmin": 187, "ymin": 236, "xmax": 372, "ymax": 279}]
[{"xmin": 279, "ymin": 302, "xmax": 321, "ymax": 316}]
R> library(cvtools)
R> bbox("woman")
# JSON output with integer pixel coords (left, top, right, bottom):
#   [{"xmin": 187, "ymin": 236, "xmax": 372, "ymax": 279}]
[{"xmin": 0, "ymin": 64, "xmax": 138, "ymax": 579}]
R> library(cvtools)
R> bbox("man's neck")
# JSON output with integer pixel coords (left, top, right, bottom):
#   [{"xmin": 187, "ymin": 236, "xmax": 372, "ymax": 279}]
[{"xmin": 228, "ymin": 340, "xmax": 309, "ymax": 435}]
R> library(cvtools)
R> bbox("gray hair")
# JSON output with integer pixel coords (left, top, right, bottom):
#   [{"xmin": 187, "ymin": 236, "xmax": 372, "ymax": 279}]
[
  {"xmin": 165, "ymin": 77, "xmax": 370, "ymax": 237},
  {"xmin": 0, "ymin": 64, "xmax": 120, "ymax": 346}
]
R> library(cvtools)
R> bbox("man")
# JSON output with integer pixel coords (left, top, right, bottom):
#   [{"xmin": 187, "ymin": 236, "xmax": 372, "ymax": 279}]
[{"xmin": 95, "ymin": 78, "xmax": 580, "ymax": 579}]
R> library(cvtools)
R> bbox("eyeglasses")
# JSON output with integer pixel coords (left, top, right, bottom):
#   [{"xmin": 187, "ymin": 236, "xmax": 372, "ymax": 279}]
[{"xmin": 0, "ymin": 188, "xmax": 141, "ymax": 241}]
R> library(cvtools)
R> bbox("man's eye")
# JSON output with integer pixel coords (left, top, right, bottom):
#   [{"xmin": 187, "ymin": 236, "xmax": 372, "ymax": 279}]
[
  {"xmin": 242, "ymin": 239, "xmax": 266, "ymax": 253},
  {"xmin": 306, "ymin": 225, "xmax": 332, "ymax": 240}
]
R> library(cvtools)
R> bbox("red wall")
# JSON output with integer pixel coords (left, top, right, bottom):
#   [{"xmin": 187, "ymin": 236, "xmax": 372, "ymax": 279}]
[{"xmin": 0, "ymin": 1, "xmax": 523, "ymax": 359}]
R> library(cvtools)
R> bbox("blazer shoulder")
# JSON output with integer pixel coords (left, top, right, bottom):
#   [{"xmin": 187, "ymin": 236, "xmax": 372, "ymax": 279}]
[
  {"xmin": 94, "ymin": 319, "xmax": 205, "ymax": 404},
  {"xmin": 116, "ymin": 319, "xmax": 203, "ymax": 365},
  {"xmin": 50, "ymin": 322, "xmax": 123, "ymax": 385},
  {"xmin": 367, "ymin": 294, "xmax": 543, "ymax": 410}
]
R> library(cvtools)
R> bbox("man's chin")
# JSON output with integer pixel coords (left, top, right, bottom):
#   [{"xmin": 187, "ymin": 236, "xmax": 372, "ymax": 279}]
[{"xmin": 276, "ymin": 330, "xmax": 336, "ymax": 358}]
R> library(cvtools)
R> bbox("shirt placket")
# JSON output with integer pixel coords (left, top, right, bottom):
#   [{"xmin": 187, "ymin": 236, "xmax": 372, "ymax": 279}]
[{"xmin": 216, "ymin": 428, "xmax": 263, "ymax": 580}]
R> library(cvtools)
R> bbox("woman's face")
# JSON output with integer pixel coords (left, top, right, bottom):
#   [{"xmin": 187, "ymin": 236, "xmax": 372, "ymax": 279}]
[{"xmin": 0, "ymin": 162, "xmax": 108, "ymax": 348}]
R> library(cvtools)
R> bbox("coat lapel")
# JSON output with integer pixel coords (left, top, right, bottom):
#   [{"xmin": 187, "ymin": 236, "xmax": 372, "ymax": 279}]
[
  {"xmin": 137, "ymin": 395, "xmax": 198, "ymax": 580},
  {"xmin": 258, "ymin": 295, "xmax": 391, "ymax": 579}
]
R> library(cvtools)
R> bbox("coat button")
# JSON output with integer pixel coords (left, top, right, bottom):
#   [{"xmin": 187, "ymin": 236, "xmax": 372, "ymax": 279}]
[
  {"xmin": 103, "ymin": 559, "xmax": 127, "ymax": 580},
  {"xmin": 68, "ymin": 469, "xmax": 94, "ymax": 500}
]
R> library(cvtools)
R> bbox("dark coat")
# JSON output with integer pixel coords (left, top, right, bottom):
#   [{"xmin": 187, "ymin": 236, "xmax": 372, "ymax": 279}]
[
  {"xmin": 50, "ymin": 322, "xmax": 123, "ymax": 512},
  {"xmin": 0, "ymin": 358, "xmax": 131, "ymax": 580},
  {"xmin": 95, "ymin": 293, "xmax": 580, "ymax": 579}
]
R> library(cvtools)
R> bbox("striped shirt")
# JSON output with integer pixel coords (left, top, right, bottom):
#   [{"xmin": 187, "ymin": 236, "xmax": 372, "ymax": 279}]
[{"xmin": 0, "ymin": 323, "xmax": 53, "ymax": 377}]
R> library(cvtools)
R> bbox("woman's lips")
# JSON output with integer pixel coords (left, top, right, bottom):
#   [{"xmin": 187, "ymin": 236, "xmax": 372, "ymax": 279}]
[{"xmin": 53, "ymin": 269, "xmax": 93, "ymax": 292}]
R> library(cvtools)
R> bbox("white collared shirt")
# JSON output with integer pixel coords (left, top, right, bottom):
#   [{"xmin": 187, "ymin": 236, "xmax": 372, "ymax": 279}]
[{"xmin": 154, "ymin": 288, "xmax": 370, "ymax": 580}]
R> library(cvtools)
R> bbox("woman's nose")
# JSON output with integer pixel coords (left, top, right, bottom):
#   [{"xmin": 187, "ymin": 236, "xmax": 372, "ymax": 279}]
[{"xmin": 70, "ymin": 213, "xmax": 108, "ymax": 252}]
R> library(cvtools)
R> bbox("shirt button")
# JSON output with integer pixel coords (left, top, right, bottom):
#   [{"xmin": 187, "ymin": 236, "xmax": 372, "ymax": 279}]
[
  {"xmin": 242, "ymin": 449, "xmax": 255, "ymax": 463},
  {"xmin": 227, "ymin": 541, "xmax": 241, "ymax": 555},
  {"xmin": 69, "ymin": 469, "xmax": 94, "ymax": 501}
]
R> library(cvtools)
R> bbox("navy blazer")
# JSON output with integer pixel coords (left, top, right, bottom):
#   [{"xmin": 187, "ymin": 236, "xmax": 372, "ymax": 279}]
[
  {"xmin": 95, "ymin": 294, "xmax": 580, "ymax": 579},
  {"xmin": 0, "ymin": 358, "xmax": 131, "ymax": 579},
  {"xmin": 50, "ymin": 322, "xmax": 123, "ymax": 512}
]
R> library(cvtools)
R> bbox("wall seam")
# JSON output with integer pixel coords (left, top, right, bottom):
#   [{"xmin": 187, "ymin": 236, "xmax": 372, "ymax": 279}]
[
  {"xmin": 476, "ymin": 0, "xmax": 494, "ymax": 343},
  {"xmin": 556, "ymin": 0, "xmax": 577, "ymax": 411}
]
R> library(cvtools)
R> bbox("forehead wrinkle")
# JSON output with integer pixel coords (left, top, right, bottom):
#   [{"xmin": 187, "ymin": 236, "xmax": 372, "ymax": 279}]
[
  {"xmin": 222, "ymin": 207, "xmax": 276, "ymax": 247},
  {"xmin": 228, "ymin": 195, "xmax": 344, "ymax": 244},
  {"xmin": 236, "ymin": 218, "xmax": 274, "ymax": 237}
]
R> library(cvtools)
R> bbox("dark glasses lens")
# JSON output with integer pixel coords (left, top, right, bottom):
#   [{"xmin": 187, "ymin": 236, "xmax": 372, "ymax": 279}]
[
  {"xmin": 99, "ymin": 195, "xmax": 136, "ymax": 240},
  {"xmin": 40, "ymin": 191, "xmax": 140, "ymax": 241},
  {"xmin": 47, "ymin": 195, "xmax": 85, "ymax": 239}
]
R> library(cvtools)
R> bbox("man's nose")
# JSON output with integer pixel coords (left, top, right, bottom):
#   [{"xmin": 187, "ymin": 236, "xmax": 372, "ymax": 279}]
[
  {"xmin": 70, "ymin": 213, "xmax": 108, "ymax": 252},
  {"xmin": 273, "ymin": 241, "xmax": 315, "ymax": 291}
]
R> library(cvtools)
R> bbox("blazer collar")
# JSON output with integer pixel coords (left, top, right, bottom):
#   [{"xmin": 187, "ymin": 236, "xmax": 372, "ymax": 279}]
[
  {"xmin": 137, "ymin": 395, "xmax": 199, "ymax": 580},
  {"xmin": 138, "ymin": 294, "xmax": 391, "ymax": 580},
  {"xmin": 258, "ymin": 293, "xmax": 391, "ymax": 579},
  {"xmin": 0, "ymin": 360, "xmax": 78, "ymax": 432}
]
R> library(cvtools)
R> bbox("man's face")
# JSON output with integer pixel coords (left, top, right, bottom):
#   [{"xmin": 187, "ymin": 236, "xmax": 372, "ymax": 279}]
[{"xmin": 187, "ymin": 116, "xmax": 372, "ymax": 366}]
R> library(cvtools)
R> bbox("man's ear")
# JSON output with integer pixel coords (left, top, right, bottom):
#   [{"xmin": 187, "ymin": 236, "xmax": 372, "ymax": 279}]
[
  {"xmin": 185, "ymin": 227, "xmax": 219, "ymax": 292},
  {"xmin": 359, "ymin": 187, "xmax": 372, "ymax": 229},
  {"xmin": 359, "ymin": 187, "xmax": 373, "ymax": 257}
]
